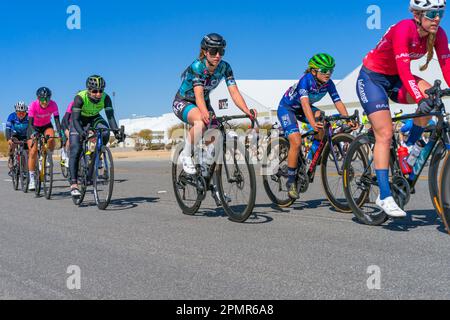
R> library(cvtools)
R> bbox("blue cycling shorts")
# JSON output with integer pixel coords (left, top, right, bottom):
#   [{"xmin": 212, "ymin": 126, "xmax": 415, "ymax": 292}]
[{"xmin": 277, "ymin": 104, "xmax": 320, "ymax": 137}]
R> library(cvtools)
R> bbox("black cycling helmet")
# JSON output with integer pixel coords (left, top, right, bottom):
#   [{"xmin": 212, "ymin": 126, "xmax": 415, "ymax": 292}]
[
  {"xmin": 201, "ymin": 33, "xmax": 227, "ymax": 50},
  {"xmin": 86, "ymin": 75, "xmax": 106, "ymax": 91},
  {"xmin": 36, "ymin": 87, "xmax": 52, "ymax": 99}
]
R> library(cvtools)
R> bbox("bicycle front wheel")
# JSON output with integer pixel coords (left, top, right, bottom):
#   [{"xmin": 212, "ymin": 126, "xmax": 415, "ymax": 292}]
[
  {"xmin": 428, "ymin": 140, "xmax": 447, "ymax": 218},
  {"xmin": 439, "ymin": 151, "xmax": 450, "ymax": 234},
  {"xmin": 34, "ymin": 153, "xmax": 42, "ymax": 197},
  {"xmin": 217, "ymin": 138, "xmax": 256, "ymax": 223},
  {"xmin": 262, "ymin": 137, "xmax": 295, "ymax": 208},
  {"xmin": 93, "ymin": 147, "xmax": 114, "ymax": 210},
  {"xmin": 12, "ymin": 155, "xmax": 19, "ymax": 191},
  {"xmin": 43, "ymin": 151, "xmax": 54, "ymax": 200},
  {"xmin": 321, "ymin": 133, "xmax": 354, "ymax": 213}
]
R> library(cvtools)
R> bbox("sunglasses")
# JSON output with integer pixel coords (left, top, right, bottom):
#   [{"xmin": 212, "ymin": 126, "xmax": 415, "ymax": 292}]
[
  {"xmin": 16, "ymin": 111, "xmax": 26, "ymax": 116},
  {"xmin": 90, "ymin": 89, "xmax": 104, "ymax": 94},
  {"xmin": 424, "ymin": 10, "xmax": 445, "ymax": 20},
  {"xmin": 39, "ymin": 97, "xmax": 50, "ymax": 103},
  {"xmin": 316, "ymin": 68, "xmax": 334, "ymax": 75},
  {"xmin": 207, "ymin": 48, "xmax": 225, "ymax": 57}
]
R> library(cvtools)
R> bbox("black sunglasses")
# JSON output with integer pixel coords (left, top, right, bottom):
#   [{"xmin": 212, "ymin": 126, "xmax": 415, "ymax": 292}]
[
  {"xmin": 90, "ymin": 89, "xmax": 104, "ymax": 94},
  {"xmin": 207, "ymin": 47, "xmax": 225, "ymax": 56}
]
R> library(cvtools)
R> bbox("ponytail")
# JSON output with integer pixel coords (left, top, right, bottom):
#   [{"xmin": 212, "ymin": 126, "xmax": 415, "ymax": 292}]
[
  {"xmin": 199, "ymin": 49, "xmax": 206, "ymax": 60},
  {"xmin": 420, "ymin": 30, "xmax": 437, "ymax": 71}
]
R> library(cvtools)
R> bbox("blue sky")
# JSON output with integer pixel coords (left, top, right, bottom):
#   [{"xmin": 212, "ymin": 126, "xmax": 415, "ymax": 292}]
[{"xmin": 1, "ymin": 0, "xmax": 450, "ymax": 124}]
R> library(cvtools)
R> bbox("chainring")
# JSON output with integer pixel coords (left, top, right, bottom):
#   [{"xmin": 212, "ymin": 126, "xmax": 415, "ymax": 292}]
[{"xmin": 391, "ymin": 175, "xmax": 411, "ymax": 210}]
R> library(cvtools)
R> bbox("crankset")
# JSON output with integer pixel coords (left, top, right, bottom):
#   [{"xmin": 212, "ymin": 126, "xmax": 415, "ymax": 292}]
[{"xmin": 391, "ymin": 175, "xmax": 411, "ymax": 210}]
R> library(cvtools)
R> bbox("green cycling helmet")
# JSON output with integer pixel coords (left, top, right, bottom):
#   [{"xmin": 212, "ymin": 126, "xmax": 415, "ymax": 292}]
[{"xmin": 308, "ymin": 53, "xmax": 336, "ymax": 70}]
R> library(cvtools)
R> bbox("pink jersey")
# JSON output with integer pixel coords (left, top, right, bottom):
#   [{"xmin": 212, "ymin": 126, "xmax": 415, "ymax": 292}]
[
  {"xmin": 363, "ymin": 19, "xmax": 450, "ymax": 103},
  {"xmin": 66, "ymin": 101, "xmax": 74, "ymax": 114},
  {"xmin": 28, "ymin": 100, "xmax": 60, "ymax": 127}
]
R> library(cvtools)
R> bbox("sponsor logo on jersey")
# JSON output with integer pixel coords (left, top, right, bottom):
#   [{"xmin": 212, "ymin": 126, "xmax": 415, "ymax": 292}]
[
  {"xmin": 408, "ymin": 80, "xmax": 422, "ymax": 100},
  {"xmin": 375, "ymin": 104, "xmax": 389, "ymax": 109}
]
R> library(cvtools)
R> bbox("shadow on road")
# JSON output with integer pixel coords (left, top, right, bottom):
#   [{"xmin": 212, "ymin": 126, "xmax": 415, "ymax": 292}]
[
  {"xmin": 190, "ymin": 207, "xmax": 274, "ymax": 224},
  {"xmin": 106, "ymin": 197, "xmax": 160, "ymax": 211},
  {"xmin": 379, "ymin": 209, "xmax": 447, "ymax": 234}
]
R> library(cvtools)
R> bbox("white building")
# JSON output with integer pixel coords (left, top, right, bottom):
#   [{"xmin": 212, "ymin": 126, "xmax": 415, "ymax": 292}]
[{"xmin": 120, "ymin": 50, "xmax": 450, "ymax": 144}]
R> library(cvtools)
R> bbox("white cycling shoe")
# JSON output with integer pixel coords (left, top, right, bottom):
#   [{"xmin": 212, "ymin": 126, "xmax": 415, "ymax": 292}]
[
  {"xmin": 28, "ymin": 179, "xmax": 36, "ymax": 191},
  {"xmin": 180, "ymin": 154, "xmax": 196, "ymax": 175},
  {"xmin": 376, "ymin": 196, "xmax": 407, "ymax": 218}
]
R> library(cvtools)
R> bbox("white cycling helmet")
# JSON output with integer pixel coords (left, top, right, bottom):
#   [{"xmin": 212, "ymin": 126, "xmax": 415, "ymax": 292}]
[
  {"xmin": 410, "ymin": 0, "xmax": 446, "ymax": 11},
  {"xmin": 14, "ymin": 101, "xmax": 27, "ymax": 112}
]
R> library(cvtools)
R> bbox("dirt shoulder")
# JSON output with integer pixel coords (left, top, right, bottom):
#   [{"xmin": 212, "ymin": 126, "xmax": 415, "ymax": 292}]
[{"xmin": 111, "ymin": 150, "xmax": 172, "ymax": 161}]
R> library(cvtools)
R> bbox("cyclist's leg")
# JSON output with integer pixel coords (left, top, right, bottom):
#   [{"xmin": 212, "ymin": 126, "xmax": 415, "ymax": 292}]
[
  {"xmin": 392, "ymin": 76, "xmax": 432, "ymax": 146},
  {"xmin": 357, "ymin": 67, "xmax": 405, "ymax": 217},
  {"xmin": 277, "ymin": 105, "xmax": 301, "ymax": 188},
  {"xmin": 172, "ymin": 97, "xmax": 206, "ymax": 171},
  {"xmin": 69, "ymin": 123, "xmax": 83, "ymax": 187},
  {"xmin": 44, "ymin": 126, "xmax": 56, "ymax": 152}
]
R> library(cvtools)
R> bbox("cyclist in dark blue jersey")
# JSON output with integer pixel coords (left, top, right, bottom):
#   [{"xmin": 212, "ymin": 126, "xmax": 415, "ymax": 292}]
[
  {"xmin": 5, "ymin": 101, "xmax": 29, "ymax": 174},
  {"xmin": 173, "ymin": 33, "xmax": 257, "ymax": 174},
  {"xmin": 277, "ymin": 53, "xmax": 355, "ymax": 199}
]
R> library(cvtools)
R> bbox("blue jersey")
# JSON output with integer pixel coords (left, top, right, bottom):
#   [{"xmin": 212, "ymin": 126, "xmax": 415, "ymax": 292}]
[
  {"xmin": 178, "ymin": 59, "xmax": 236, "ymax": 102},
  {"xmin": 6, "ymin": 112, "xmax": 28, "ymax": 137},
  {"xmin": 280, "ymin": 73, "xmax": 341, "ymax": 111}
]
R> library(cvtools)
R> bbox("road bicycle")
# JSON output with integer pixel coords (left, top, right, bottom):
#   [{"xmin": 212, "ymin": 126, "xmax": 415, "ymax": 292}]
[
  {"xmin": 262, "ymin": 110, "xmax": 360, "ymax": 211},
  {"xmin": 172, "ymin": 112, "xmax": 259, "ymax": 223},
  {"xmin": 343, "ymin": 80, "xmax": 450, "ymax": 230},
  {"xmin": 10, "ymin": 137, "xmax": 29, "ymax": 193}
]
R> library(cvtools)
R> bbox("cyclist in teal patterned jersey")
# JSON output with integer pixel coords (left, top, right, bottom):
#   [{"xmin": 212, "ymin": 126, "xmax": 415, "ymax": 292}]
[{"xmin": 173, "ymin": 33, "xmax": 257, "ymax": 175}]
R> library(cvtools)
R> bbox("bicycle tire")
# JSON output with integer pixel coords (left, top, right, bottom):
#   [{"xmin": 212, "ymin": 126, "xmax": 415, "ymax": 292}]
[
  {"xmin": 171, "ymin": 143, "xmax": 203, "ymax": 215},
  {"xmin": 343, "ymin": 134, "xmax": 388, "ymax": 226},
  {"xmin": 428, "ymin": 140, "xmax": 446, "ymax": 218},
  {"xmin": 12, "ymin": 153, "xmax": 19, "ymax": 191},
  {"xmin": 43, "ymin": 151, "xmax": 54, "ymax": 200},
  {"xmin": 20, "ymin": 151, "xmax": 29, "ymax": 193},
  {"xmin": 34, "ymin": 152, "xmax": 42, "ymax": 197},
  {"xmin": 439, "ymin": 152, "xmax": 450, "ymax": 234},
  {"xmin": 321, "ymin": 133, "xmax": 355, "ymax": 213},
  {"xmin": 73, "ymin": 155, "xmax": 87, "ymax": 206},
  {"xmin": 93, "ymin": 147, "xmax": 114, "ymax": 210},
  {"xmin": 262, "ymin": 137, "xmax": 295, "ymax": 208},
  {"xmin": 216, "ymin": 138, "xmax": 256, "ymax": 223}
]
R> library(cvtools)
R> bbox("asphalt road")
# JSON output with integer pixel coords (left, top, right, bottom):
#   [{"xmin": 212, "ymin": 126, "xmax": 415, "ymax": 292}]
[{"xmin": 0, "ymin": 159, "xmax": 449, "ymax": 300}]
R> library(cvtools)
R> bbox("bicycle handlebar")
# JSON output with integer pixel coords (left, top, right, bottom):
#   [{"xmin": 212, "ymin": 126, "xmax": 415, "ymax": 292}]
[
  {"xmin": 210, "ymin": 111, "xmax": 260, "ymax": 130},
  {"xmin": 85, "ymin": 125, "xmax": 126, "ymax": 141},
  {"xmin": 318, "ymin": 109, "xmax": 360, "ymax": 123}
]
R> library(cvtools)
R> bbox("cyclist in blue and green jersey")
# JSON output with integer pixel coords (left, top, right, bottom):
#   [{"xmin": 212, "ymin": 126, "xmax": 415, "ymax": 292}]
[
  {"xmin": 69, "ymin": 75, "xmax": 123, "ymax": 197},
  {"xmin": 6, "ymin": 101, "xmax": 29, "ymax": 175},
  {"xmin": 277, "ymin": 53, "xmax": 355, "ymax": 199},
  {"xmin": 172, "ymin": 33, "xmax": 257, "ymax": 174}
]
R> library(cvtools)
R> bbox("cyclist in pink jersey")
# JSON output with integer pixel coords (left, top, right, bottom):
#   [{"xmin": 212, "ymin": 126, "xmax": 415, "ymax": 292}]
[
  {"xmin": 26, "ymin": 87, "xmax": 62, "ymax": 191},
  {"xmin": 356, "ymin": 0, "xmax": 448, "ymax": 218}
]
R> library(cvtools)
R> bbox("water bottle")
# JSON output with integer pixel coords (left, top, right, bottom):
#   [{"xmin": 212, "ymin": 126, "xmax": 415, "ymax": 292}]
[
  {"xmin": 397, "ymin": 146, "xmax": 412, "ymax": 175},
  {"xmin": 407, "ymin": 140, "xmax": 425, "ymax": 167},
  {"xmin": 409, "ymin": 139, "xmax": 435, "ymax": 181}
]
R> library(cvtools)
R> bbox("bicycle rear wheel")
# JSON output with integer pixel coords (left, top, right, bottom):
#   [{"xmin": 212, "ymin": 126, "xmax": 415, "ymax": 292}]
[
  {"xmin": 12, "ymin": 154, "xmax": 19, "ymax": 191},
  {"xmin": 217, "ymin": 137, "xmax": 256, "ymax": 223},
  {"xmin": 172, "ymin": 143, "xmax": 203, "ymax": 215},
  {"xmin": 93, "ymin": 147, "xmax": 114, "ymax": 210},
  {"xmin": 428, "ymin": 140, "xmax": 447, "ymax": 217},
  {"xmin": 73, "ymin": 155, "xmax": 88, "ymax": 206},
  {"xmin": 439, "ymin": 152, "xmax": 450, "ymax": 234},
  {"xmin": 321, "ymin": 133, "xmax": 354, "ymax": 213},
  {"xmin": 43, "ymin": 151, "xmax": 54, "ymax": 200},
  {"xmin": 262, "ymin": 137, "xmax": 295, "ymax": 208},
  {"xmin": 61, "ymin": 154, "xmax": 69, "ymax": 179},
  {"xmin": 343, "ymin": 134, "xmax": 388, "ymax": 226},
  {"xmin": 20, "ymin": 151, "xmax": 29, "ymax": 193}
]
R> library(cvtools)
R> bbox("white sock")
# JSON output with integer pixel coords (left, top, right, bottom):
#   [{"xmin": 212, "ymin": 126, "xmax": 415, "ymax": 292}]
[
  {"xmin": 182, "ymin": 140, "xmax": 192, "ymax": 158},
  {"xmin": 29, "ymin": 171, "xmax": 35, "ymax": 178}
]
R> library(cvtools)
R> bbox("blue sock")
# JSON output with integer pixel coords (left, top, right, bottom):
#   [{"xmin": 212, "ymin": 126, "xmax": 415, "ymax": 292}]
[
  {"xmin": 376, "ymin": 169, "xmax": 392, "ymax": 200},
  {"xmin": 288, "ymin": 167, "xmax": 297, "ymax": 185},
  {"xmin": 406, "ymin": 124, "xmax": 425, "ymax": 146}
]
